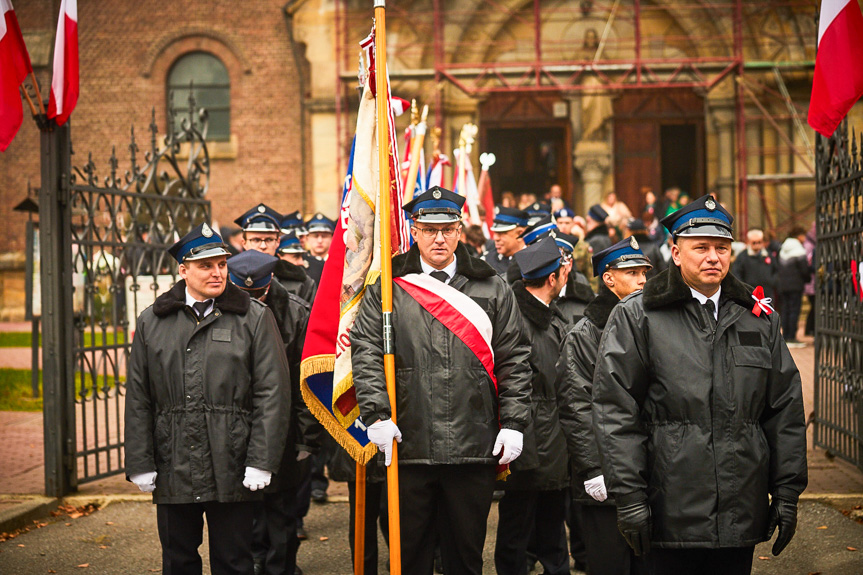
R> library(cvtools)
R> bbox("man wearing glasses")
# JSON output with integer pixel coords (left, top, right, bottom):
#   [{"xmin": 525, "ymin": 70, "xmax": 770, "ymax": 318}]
[
  {"xmin": 235, "ymin": 204, "xmax": 283, "ymax": 256},
  {"xmin": 351, "ymin": 186, "xmax": 532, "ymax": 575}
]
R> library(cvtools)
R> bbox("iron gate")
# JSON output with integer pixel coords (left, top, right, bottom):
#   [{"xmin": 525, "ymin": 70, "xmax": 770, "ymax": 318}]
[
  {"xmin": 39, "ymin": 97, "xmax": 212, "ymax": 495},
  {"xmin": 814, "ymin": 118, "xmax": 863, "ymax": 472}
]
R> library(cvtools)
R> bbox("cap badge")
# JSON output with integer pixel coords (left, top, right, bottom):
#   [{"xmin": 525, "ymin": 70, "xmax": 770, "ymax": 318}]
[
  {"xmin": 705, "ymin": 198, "xmax": 716, "ymax": 211},
  {"xmin": 533, "ymin": 203, "xmax": 539, "ymax": 209},
  {"xmin": 257, "ymin": 205, "xmax": 266, "ymax": 213},
  {"xmin": 202, "ymin": 223, "xmax": 213, "ymax": 238},
  {"xmin": 494, "ymin": 206, "xmax": 500, "ymax": 215},
  {"xmin": 432, "ymin": 189, "xmax": 442, "ymax": 199},
  {"xmin": 245, "ymin": 276, "xmax": 254, "ymax": 287},
  {"xmin": 630, "ymin": 236, "xmax": 639, "ymax": 250}
]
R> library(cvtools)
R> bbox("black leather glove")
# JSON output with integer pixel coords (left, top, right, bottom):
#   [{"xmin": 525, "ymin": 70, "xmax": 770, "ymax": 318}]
[
  {"xmin": 617, "ymin": 499, "xmax": 652, "ymax": 556},
  {"xmin": 765, "ymin": 498, "xmax": 797, "ymax": 556}
]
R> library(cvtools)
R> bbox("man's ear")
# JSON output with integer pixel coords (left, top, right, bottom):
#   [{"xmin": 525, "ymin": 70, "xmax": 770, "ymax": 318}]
[
  {"xmin": 603, "ymin": 271, "xmax": 614, "ymax": 287},
  {"xmin": 671, "ymin": 243, "xmax": 682, "ymax": 266},
  {"xmin": 178, "ymin": 263, "xmax": 188, "ymax": 279}
]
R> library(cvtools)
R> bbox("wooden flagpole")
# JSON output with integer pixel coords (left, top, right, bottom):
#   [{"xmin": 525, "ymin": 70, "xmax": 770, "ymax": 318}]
[
  {"xmin": 354, "ymin": 461, "xmax": 366, "ymax": 575},
  {"xmin": 373, "ymin": 2, "xmax": 402, "ymax": 573}
]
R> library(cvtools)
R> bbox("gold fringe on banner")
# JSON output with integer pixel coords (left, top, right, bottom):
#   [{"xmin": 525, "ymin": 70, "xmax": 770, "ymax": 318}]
[{"xmin": 300, "ymin": 354, "xmax": 379, "ymax": 466}]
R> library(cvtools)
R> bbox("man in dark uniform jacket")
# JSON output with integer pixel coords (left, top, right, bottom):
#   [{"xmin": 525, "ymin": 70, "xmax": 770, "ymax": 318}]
[
  {"xmin": 275, "ymin": 231, "xmax": 317, "ymax": 303},
  {"xmin": 303, "ymin": 213, "xmax": 334, "ymax": 285},
  {"xmin": 624, "ymin": 218, "xmax": 667, "ymax": 279},
  {"xmin": 557, "ymin": 237, "xmax": 652, "ymax": 575},
  {"xmin": 227, "ymin": 250, "xmax": 317, "ymax": 575},
  {"xmin": 484, "ymin": 205, "xmax": 529, "ymax": 276},
  {"xmin": 504, "ymin": 215, "xmax": 557, "ymax": 284},
  {"xmin": 592, "ymin": 195, "xmax": 807, "ymax": 574},
  {"xmin": 551, "ymin": 230, "xmax": 595, "ymax": 326},
  {"xmin": 495, "ymin": 237, "xmax": 571, "ymax": 575},
  {"xmin": 125, "ymin": 224, "xmax": 290, "ymax": 575},
  {"xmin": 351, "ymin": 187, "xmax": 532, "ymax": 575},
  {"xmin": 281, "ymin": 211, "xmax": 325, "ymax": 287},
  {"xmin": 584, "ymin": 204, "xmax": 613, "ymax": 255}
]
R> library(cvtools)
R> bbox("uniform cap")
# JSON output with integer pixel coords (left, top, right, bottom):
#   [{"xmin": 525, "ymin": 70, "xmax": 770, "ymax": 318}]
[
  {"xmin": 403, "ymin": 186, "xmax": 465, "ymax": 223},
  {"xmin": 626, "ymin": 218, "xmax": 647, "ymax": 232},
  {"xmin": 305, "ymin": 213, "xmax": 336, "ymax": 234},
  {"xmin": 280, "ymin": 210, "xmax": 305, "ymax": 233},
  {"xmin": 491, "ymin": 205, "xmax": 529, "ymax": 232},
  {"xmin": 277, "ymin": 230, "xmax": 306, "ymax": 254},
  {"xmin": 227, "ymin": 250, "xmax": 278, "ymax": 290},
  {"xmin": 234, "ymin": 204, "xmax": 283, "ymax": 233},
  {"xmin": 554, "ymin": 207, "xmax": 575, "ymax": 219},
  {"xmin": 549, "ymin": 229, "xmax": 579, "ymax": 254},
  {"xmin": 660, "ymin": 194, "xmax": 733, "ymax": 239},
  {"xmin": 514, "ymin": 236, "xmax": 564, "ymax": 280},
  {"xmin": 168, "ymin": 223, "xmax": 231, "ymax": 263},
  {"xmin": 592, "ymin": 236, "xmax": 653, "ymax": 277},
  {"xmin": 587, "ymin": 204, "xmax": 609, "ymax": 223},
  {"xmin": 519, "ymin": 215, "xmax": 558, "ymax": 245}
]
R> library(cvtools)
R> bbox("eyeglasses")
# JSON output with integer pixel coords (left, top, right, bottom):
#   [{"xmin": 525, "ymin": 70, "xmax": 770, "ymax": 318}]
[
  {"xmin": 246, "ymin": 237, "xmax": 279, "ymax": 246},
  {"xmin": 413, "ymin": 226, "xmax": 461, "ymax": 239}
]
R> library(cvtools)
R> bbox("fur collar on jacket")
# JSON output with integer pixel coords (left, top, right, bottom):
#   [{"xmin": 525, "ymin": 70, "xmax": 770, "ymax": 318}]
[
  {"xmin": 560, "ymin": 269, "xmax": 595, "ymax": 304},
  {"xmin": 392, "ymin": 243, "xmax": 498, "ymax": 280},
  {"xmin": 274, "ymin": 259, "xmax": 309, "ymax": 283},
  {"xmin": 512, "ymin": 279, "xmax": 559, "ymax": 327},
  {"xmin": 153, "ymin": 279, "xmax": 250, "ymax": 318},
  {"xmin": 583, "ymin": 284, "xmax": 619, "ymax": 329},
  {"xmin": 642, "ymin": 262, "xmax": 753, "ymax": 311}
]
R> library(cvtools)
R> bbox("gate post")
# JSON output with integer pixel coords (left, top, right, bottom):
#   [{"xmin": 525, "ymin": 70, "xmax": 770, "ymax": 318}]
[{"xmin": 39, "ymin": 120, "xmax": 77, "ymax": 497}]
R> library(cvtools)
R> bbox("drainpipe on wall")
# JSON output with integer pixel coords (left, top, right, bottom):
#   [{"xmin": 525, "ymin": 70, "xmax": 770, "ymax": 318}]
[{"xmin": 283, "ymin": 0, "xmax": 310, "ymax": 216}]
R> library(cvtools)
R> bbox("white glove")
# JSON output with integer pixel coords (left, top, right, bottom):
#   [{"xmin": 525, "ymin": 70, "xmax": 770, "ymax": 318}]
[
  {"xmin": 130, "ymin": 471, "xmax": 157, "ymax": 493},
  {"xmin": 584, "ymin": 475, "xmax": 608, "ymax": 502},
  {"xmin": 367, "ymin": 419, "xmax": 402, "ymax": 466},
  {"xmin": 492, "ymin": 429, "xmax": 523, "ymax": 465},
  {"xmin": 243, "ymin": 466, "xmax": 272, "ymax": 491}
]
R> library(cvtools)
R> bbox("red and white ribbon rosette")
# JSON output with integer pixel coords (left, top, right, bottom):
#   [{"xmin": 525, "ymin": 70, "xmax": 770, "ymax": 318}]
[{"xmin": 751, "ymin": 286, "xmax": 774, "ymax": 317}]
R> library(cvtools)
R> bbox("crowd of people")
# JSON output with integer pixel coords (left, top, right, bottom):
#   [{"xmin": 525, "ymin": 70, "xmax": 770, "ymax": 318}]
[{"xmin": 124, "ymin": 184, "xmax": 809, "ymax": 575}]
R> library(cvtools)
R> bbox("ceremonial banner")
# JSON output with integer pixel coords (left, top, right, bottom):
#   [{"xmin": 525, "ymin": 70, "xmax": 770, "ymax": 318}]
[
  {"xmin": 808, "ymin": 0, "xmax": 863, "ymax": 136},
  {"xmin": 0, "ymin": 0, "xmax": 32, "ymax": 151},
  {"xmin": 47, "ymin": 0, "xmax": 78, "ymax": 126},
  {"xmin": 300, "ymin": 28, "xmax": 408, "ymax": 464}
]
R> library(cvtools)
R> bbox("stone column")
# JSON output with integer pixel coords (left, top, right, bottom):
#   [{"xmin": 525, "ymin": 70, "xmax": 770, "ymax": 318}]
[
  {"xmin": 574, "ymin": 141, "xmax": 612, "ymax": 209},
  {"xmin": 710, "ymin": 100, "xmax": 736, "ymax": 210}
]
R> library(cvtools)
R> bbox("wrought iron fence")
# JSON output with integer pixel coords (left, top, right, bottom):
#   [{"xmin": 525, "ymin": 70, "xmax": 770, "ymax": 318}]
[
  {"xmin": 814, "ymin": 119, "xmax": 863, "ymax": 472},
  {"xmin": 41, "ymin": 94, "xmax": 212, "ymax": 490}
]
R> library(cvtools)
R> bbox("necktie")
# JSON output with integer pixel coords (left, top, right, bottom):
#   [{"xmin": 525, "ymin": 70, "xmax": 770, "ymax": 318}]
[
  {"xmin": 430, "ymin": 270, "xmax": 449, "ymax": 283},
  {"xmin": 193, "ymin": 300, "xmax": 212, "ymax": 320},
  {"xmin": 703, "ymin": 299, "xmax": 716, "ymax": 324}
]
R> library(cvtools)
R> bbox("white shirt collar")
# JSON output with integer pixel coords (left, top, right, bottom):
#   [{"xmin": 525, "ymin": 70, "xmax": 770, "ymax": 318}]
[
  {"xmin": 689, "ymin": 286, "xmax": 720, "ymax": 320},
  {"xmin": 185, "ymin": 288, "xmax": 214, "ymax": 318},
  {"xmin": 420, "ymin": 254, "xmax": 458, "ymax": 284}
]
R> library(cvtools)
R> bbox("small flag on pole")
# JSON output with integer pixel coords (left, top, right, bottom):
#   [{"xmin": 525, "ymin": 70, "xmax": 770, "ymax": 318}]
[
  {"xmin": 0, "ymin": 0, "xmax": 33, "ymax": 151},
  {"xmin": 47, "ymin": 0, "xmax": 78, "ymax": 126},
  {"xmin": 808, "ymin": 0, "xmax": 863, "ymax": 137}
]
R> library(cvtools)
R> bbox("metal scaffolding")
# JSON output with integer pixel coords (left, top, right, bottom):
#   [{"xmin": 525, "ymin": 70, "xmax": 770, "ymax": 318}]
[{"xmin": 332, "ymin": 0, "xmax": 818, "ymax": 235}]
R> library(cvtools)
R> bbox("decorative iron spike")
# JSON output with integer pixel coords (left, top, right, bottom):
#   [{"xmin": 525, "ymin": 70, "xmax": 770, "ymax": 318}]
[
  {"xmin": 84, "ymin": 152, "xmax": 97, "ymax": 186},
  {"xmin": 149, "ymin": 107, "xmax": 158, "ymax": 154},
  {"xmin": 127, "ymin": 125, "xmax": 140, "ymax": 185},
  {"xmin": 187, "ymin": 81, "xmax": 197, "ymax": 131},
  {"xmin": 167, "ymin": 90, "xmax": 176, "ymax": 139},
  {"xmin": 107, "ymin": 146, "xmax": 118, "ymax": 187}
]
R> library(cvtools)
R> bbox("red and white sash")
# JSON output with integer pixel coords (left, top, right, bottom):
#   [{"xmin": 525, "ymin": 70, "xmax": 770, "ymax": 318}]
[{"xmin": 393, "ymin": 273, "xmax": 497, "ymax": 389}]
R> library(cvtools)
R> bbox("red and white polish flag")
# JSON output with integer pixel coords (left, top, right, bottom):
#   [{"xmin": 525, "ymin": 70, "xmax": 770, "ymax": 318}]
[
  {"xmin": 47, "ymin": 0, "xmax": 78, "ymax": 126},
  {"xmin": 808, "ymin": 0, "xmax": 863, "ymax": 137},
  {"xmin": 0, "ymin": 0, "xmax": 32, "ymax": 151}
]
